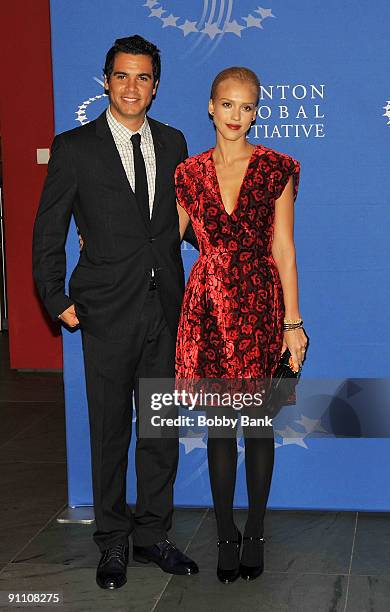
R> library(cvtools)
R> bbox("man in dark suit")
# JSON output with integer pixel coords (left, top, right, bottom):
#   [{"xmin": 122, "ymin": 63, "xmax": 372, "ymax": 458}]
[{"xmin": 33, "ymin": 35, "xmax": 198, "ymax": 590}]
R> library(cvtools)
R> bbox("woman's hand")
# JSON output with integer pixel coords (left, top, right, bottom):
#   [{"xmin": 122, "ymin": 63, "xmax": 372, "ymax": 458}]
[
  {"xmin": 78, "ymin": 234, "xmax": 84, "ymax": 252},
  {"xmin": 281, "ymin": 328, "xmax": 308, "ymax": 371}
]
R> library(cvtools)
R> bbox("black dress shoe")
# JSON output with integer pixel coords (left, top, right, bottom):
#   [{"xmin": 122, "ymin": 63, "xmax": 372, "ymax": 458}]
[
  {"xmin": 239, "ymin": 536, "xmax": 265, "ymax": 581},
  {"xmin": 216, "ymin": 530, "xmax": 242, "ymax": 584},
  {"xmin": 133, "ymin": 539, "xmax": 199, "ymax": 575},
  {"xmin": 96, "ymin": 543, "xmax": 129, "ymax": 589}
]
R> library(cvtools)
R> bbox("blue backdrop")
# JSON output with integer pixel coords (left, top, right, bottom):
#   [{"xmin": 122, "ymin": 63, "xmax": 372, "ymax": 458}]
[{"xmin": 50, "ymin": 0, "xmax": 390, "ymax": 510}]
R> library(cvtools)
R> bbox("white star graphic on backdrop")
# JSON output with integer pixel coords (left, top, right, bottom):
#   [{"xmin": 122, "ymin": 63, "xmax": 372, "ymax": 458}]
[
  {"xmin": 242, "ymin": 14, "xmax": 264, "ymax": 29},
  {"xmin": 276, "ymin": 426, "xmax": 309, "ymax": 449},
  {"xmin": 76, "ymin": 112, "xmax": 86, "ymax": 124},
  {"xmin": 224, "ymin": 20, "xmax": 245, "ymax": 37},
  {"xmin": 75, "ymin": 92, "xmax": 107, "ymax": 126},
  {"xmin": 149, "ymin": 6, "xmax": 165, "ymax": 18},
  {"xmin": 202, "ymin": 22, "xmax": 223, "ymax": 39},
  {"xmin": 180, "ymin": 430, "xmax": 207, "ymax": 454},
  {"xmin": 161, "ymin": 13, "xmax": 179, "ymax": 28},
  {"xmin": 179, "ymin": 19, "xmax": 199, "ymax": 36},
  {"xmin": 255, "ymin": 7, "xmax": 275, "ymax": 19},
  {"xmin": 144, "ymin": 0, "xmax": 158, "ymax": 8},
  {"xmin": 142, "ymin": 3, "xmax": 278, "ymax": 42},
  {"xmin": 383, "ymin": 101, "xmax": 390, "ymax": 124},
  {"xmin": 295, "ymin": 415, "xmax": 327, "ymax": 434}
]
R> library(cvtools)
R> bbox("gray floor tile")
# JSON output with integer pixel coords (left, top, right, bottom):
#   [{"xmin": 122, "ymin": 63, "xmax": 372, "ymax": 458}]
[
  {"xmin": 154, "ymin": 569, "xmax": 347, "ymax": 612},
  {"xmin": 169, "ymin": 508, "xmax": 208, "ymax": 549},
  {"xmin": 180, "ymin": 510, "xmax": 216, "ymax": 570},
  {"xmin": 0, "ymin": 562, "xmax": 170, "ymax": 612},
  {"xmin": 0, "ymin": 409, "xmax": 66, "ymax": 463},
  {"xmin": 183, "ymin": 509, "xmax": 356, "ymax": 575},
  {"xmin": 0, "ymin": 462, "xmax": 67, "ymax": 565},
  {"xmin": 0, "ymin": 402, "xmax": 57, "ymax": 447},
  {"xmin": 351, "ymin": 513, "xmax": 390, "ymax": 576},
  {"xmin": 346, "ymin": 575, "xmax": 390, "ymax": 611},
  {"xmin": 263, "ymin": 509, "xmax": 356, "ymax": 574},
  {"xmin": 0, "ymin": 375, "xmax": 64, "ymax": 404},
  {"xmin": 0, "ymin": 461, "xmax": 67, "ymax": 504},
  {"xmin": 12, "ymin": 522, "xmax": 97, "ymax": 568},
  {"xmin": 13, "ymin": 508, "xmax": 207, "ymax": 570}
]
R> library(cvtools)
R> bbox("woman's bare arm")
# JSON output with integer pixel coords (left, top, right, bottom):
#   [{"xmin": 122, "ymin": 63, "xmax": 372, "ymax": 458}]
[
  {"xmin": 177, "ymin": 202, "xmax": 190, "ymax": 241},
  {"xmin": 271, "ymin": 176, "xmax": 308, "ymax": 367}
]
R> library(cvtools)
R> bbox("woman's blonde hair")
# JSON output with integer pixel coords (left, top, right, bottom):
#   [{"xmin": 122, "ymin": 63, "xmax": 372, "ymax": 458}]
[{"xmin": 210, "ymin": 67, "xmax": 260, "ymax": 104}]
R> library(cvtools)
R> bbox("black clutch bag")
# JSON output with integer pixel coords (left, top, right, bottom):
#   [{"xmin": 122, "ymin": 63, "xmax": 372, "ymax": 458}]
[{"xmin": 263, "ymin": 348, "xmax": 303, "ymax": 417}]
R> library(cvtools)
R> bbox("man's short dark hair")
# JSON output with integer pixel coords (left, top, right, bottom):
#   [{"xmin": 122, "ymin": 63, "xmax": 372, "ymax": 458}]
[{"xmin": 104, "ymin": 35, "xmax": 161, "ymax": 84}]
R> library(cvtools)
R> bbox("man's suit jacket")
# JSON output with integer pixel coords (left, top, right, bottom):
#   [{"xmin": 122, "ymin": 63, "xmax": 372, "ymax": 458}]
[{"xmin": 33, "ymin": 111, "xmax": 191, "ymax": 340}]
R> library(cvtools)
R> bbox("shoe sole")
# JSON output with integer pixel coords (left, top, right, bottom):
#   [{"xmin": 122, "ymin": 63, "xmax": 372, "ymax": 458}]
[
  {"xmin": 96, "ymin": 578, "xmax": 127, "ymax": 589},
  {"xmin": 217, "ymin": 575, "xmax": 240, "ymax": 584},
  {"xmin": 240, "ymin": 570, "xmax": 264, "ymax": 581},
  {"xmin": 132, "ymin": 553, "xmax": 151, "ymax": 564},
  {"xmin": 133, "ymin": 554, "xmax": 198, "ymax": 575}
]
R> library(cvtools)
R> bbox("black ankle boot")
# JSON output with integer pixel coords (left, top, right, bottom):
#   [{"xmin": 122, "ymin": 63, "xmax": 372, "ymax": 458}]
[
  {"xmin": 239, "ymin": 536, "xmax": 265, "ymax": 581},
  {"xmin": 216, "ymin": 530, "xmax": 242, "ymax": 584}
]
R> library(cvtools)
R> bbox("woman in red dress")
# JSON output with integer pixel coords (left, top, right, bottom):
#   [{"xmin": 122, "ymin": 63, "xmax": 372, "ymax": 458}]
[{"xmin": 175, "ymin": 67, "xmax": 308, "ymax": 583}]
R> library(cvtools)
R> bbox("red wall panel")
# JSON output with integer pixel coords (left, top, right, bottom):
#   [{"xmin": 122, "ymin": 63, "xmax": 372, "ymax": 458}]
[{"xmin": 0, "ymin": 0, "xmax": 62, "ymax": 368}]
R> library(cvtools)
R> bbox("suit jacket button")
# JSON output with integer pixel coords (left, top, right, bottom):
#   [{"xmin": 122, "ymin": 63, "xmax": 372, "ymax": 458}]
[{"xmin": 149, "ymin": 237, "xmax": 155, "ymax": 243}]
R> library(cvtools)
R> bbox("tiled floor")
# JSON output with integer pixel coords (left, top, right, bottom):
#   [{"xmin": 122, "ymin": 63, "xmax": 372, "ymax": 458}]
[{"xmin": 0, "ymin": 332, "xmax": 389, "ymax": 611}]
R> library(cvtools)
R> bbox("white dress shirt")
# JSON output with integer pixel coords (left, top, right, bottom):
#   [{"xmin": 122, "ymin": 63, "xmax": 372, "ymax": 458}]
[{"xmin": 106, "ymin": 107, "xmax": 156, "ymax": 218}]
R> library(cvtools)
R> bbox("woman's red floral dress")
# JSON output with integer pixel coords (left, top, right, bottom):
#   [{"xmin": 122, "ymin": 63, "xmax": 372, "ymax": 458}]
[{"xmin": 175, "ymin": 145, "xmax": 300, "ymax": 382}]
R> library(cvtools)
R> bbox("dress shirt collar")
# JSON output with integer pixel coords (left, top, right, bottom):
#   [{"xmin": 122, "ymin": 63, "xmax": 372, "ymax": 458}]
[{"xmin": 106, "ymin": 106, "xmax": 150, "ymax": 145}]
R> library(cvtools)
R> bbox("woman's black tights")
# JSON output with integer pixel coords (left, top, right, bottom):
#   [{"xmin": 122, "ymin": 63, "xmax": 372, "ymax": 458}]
[{"xmin": 207, "ymin": 421, "xmax": 274, "ymax": 567}]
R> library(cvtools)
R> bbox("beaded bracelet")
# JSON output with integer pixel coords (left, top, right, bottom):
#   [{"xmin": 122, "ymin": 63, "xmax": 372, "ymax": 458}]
[
  {"xmin": 283, "ymin": 320, "xmax": 303, "ymax": 331},
  {"xmin": 284, "ymin": 318, "xmax": 302, "ymax": 325}
]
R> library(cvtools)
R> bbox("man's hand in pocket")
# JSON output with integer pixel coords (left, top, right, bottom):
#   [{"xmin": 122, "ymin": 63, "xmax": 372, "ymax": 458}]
[{"xmin": 58, "ymin": 304, "xmax": 80, "ymax": 327}]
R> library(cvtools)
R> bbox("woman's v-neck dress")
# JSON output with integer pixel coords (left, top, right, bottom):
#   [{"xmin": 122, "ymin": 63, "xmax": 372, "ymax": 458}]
[{"xmin": 175, "ymin": 145, "xmax": 300, "ymax": 381}]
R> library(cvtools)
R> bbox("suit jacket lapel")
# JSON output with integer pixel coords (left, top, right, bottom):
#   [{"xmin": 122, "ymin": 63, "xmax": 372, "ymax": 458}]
[{"xmin": 94, "ymin": 112, "xmax": 150, "ymax": 232}]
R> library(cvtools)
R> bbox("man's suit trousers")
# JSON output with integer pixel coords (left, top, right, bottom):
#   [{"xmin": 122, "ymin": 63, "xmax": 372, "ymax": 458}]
[{"xmin": 81, "ymin": 289, "xmax": 178, "ymax": 551}]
